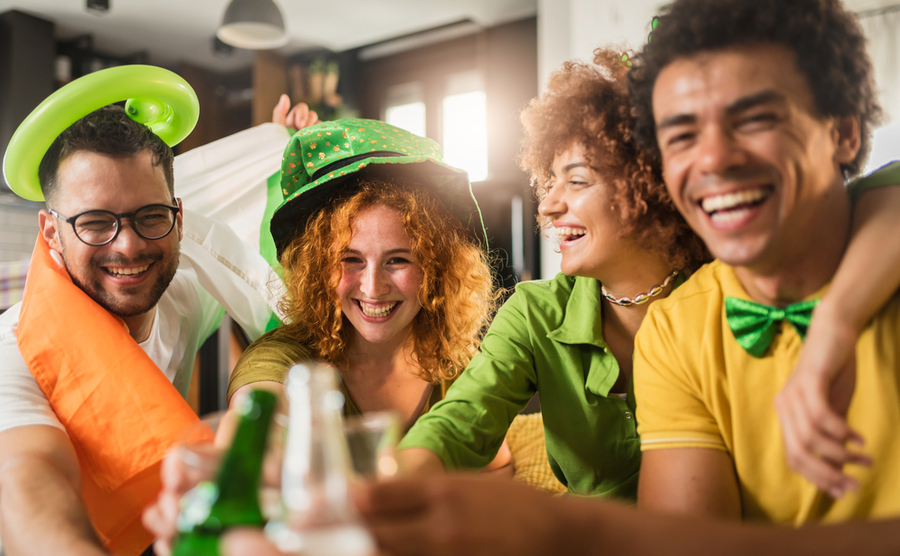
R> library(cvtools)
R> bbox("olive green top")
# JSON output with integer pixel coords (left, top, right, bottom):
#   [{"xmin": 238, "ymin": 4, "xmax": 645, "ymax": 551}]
[{"xmin": 227, "ymin": 326, "xmax": 449, "ymax": 420}]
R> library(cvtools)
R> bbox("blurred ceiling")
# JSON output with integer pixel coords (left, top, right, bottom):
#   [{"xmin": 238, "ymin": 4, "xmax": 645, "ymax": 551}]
[
  {"xmin": 0, "ymin": 0, "xmax": 538, "ymax": 71},
  {"xmin": 0, "ymin": 0, "xmax": 893, "ymax": 72}
]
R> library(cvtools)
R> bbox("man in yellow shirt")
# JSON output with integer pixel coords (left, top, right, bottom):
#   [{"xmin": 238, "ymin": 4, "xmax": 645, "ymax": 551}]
[{"xmin": 629, "ymin": 0, "xmax": 900, "ymax": 523}]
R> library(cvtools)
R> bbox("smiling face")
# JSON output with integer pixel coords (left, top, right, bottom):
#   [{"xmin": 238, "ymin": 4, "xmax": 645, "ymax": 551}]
[
  {"xmin": 652, "ymin": 44, "xmax": 859, "ymax": 272},
  {"xmin": 337, "ymin": 204, "xmax": 424, "ymax": 349},
  {"xmin": 39, "ymin": 150, "xmax": 181, "ymax": 321},
  {"xmin": 537, "ymin": 143, "xmax": 646, "ymax": 280}
]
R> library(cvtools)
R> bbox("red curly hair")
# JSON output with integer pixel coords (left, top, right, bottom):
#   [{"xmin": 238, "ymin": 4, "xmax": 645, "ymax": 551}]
[
  {"xmin": 519, "ymin": 47, "xmax": 708, "ymax": 274},
  {"xmin": 278, "ymin": 179, "xmax": 496, "ymax": 383}
]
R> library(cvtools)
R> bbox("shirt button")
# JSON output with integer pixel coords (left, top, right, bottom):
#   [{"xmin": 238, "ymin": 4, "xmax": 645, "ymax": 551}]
[{"xmin": 624, "ymin": 411, "xmax": 633, "ymax": 419}]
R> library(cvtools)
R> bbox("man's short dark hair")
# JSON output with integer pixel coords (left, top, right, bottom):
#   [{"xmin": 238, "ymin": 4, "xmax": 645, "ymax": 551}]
[
  {"xmin": 628, "ymin": 0, "xmax": 882, "ymax": 179},
  {"xmin": 38, "ymin": 104, "xmax": 175, "ymax": 203}
]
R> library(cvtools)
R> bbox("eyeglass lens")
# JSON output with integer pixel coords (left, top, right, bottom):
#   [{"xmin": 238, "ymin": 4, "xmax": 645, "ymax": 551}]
[{"xmin": 73, "ymin": 206, "xmax": 176, "ymax": 245}]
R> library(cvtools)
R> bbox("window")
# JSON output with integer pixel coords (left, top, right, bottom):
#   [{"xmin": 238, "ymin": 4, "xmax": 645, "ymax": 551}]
[
  {"xmin": 383, "ymin": 82, "xmax": 426, "ymax": 137},
  {"xmin": 380, "ymin": 72, "xmax": 489, "ymax": 182},
  {"xmin": 442, "ymin": 70, "xmax": 488, "ymax": 182}
]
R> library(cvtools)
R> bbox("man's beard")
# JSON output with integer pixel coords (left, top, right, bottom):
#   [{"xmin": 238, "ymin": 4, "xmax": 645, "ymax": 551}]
[{"xmin": 61, "ymin": 238, "xmax": 181, "ymax": 318}]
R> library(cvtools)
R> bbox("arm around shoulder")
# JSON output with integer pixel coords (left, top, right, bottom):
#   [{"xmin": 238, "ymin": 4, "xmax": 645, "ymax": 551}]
[{"xmin": 776, "ymin": 177, "xmax": 900, "ymax": 496}]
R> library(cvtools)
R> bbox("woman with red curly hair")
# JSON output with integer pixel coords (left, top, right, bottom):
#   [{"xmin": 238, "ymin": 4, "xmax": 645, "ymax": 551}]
[{"xmin": 226, "ymin": 119, "xmax": 502, "ymax": 439}]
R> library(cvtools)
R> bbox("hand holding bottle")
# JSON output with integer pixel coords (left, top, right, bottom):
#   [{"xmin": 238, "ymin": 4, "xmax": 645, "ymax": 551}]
[{"xmin": 143, "ymin": 412, "xmax": 231, "ymax": 556}]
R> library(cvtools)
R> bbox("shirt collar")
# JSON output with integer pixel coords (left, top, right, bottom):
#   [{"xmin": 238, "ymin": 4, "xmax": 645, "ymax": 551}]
[{"xmin": 547, "ymin": 276, "xmax": 608, "ymax": 349}]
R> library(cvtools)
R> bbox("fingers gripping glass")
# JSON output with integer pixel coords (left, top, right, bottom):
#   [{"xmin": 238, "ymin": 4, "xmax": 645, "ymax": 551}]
[{"xmin": 48, "ymin": 203, "xmax": 181, "ymax": 246}]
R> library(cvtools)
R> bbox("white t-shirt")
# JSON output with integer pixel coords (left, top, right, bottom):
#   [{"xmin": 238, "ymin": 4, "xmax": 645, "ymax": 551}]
[{"xmin": 0, "ymin": 267, "xmax": 224, "ymax": 433}]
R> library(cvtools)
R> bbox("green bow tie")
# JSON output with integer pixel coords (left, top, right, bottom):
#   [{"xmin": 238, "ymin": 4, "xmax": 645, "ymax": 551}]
[{"xmin": 724, "ymin": 297, "xmax": 819, "ymax": 357}]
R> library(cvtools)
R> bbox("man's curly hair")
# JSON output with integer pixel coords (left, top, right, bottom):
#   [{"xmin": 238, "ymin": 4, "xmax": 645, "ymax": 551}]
[
  {"xmin": 519, "ymin": 47, "xmax": 708, "ymax": 274},
  {"xmin": 278, "ymin": 179, "xmax": 497, "ymax": 383},
  {"xmin": 628, "ymin": 0, "xmax": 882, "ymax": 179}
]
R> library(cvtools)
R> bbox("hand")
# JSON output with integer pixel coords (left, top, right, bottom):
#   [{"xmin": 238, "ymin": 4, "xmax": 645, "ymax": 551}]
[
  {"xmin": 272, "ymin": 94, "xmax": 320, "ymax": 130},
  {"xmin": 142, "ymin": 411, "xmax": 236, "ymax": 556},
  {"xmin": 356, "ymin": 474, "xmax": 561, "ymax": 556},
  {"xmin": 220, "ymin": 528, "xmax": 292, "ymax": 556},
  {"xmin": 142, "ymin": 447, "xmax": 203, "ymax": 556},
  {"xmin": 774, "ymin": 302, "xmax": 872, "ymax": 499}
]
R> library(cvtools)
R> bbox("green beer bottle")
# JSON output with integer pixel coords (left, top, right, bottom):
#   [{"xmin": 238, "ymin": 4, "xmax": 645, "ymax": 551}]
[{"xmin": 172, "ymin": 389, "xmax": 278, "ymax": 556}]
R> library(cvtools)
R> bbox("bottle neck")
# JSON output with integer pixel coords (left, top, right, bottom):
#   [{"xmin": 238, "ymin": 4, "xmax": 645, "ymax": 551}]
[{"xmin": 209, "ymin": 390, "xmax": 278, "ymax": 525}]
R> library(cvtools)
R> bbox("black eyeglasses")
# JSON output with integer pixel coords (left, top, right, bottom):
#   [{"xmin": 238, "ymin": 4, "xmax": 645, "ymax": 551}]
[{"xmin": 48, "ymin": 203, "xmax": 181, "ymax": 246}]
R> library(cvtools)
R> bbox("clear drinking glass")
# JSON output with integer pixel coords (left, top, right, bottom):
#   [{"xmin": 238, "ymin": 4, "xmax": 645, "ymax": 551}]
[
  {"xmin": 266, "ymin": 362, "xmax": 377, "ymax": 556},
  {"xmin": 343, "ymin": 411, "xmax": 401, "ymax": 480}
]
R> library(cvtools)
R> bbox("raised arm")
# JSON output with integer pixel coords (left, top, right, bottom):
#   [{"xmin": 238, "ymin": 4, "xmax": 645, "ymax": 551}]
[
  {"xmin": 776, "ymin": 164, "xmax": 900, "ymax": 498},
  {"xmin": 0, "ymin": 426, "xmax": 107, "ymax": 556}
]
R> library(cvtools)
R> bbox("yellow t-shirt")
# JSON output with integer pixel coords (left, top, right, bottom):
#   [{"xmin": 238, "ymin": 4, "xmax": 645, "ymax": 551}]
[{"xmin": 634, "ymin": 259, "xmax": 900, "ymax": 524}]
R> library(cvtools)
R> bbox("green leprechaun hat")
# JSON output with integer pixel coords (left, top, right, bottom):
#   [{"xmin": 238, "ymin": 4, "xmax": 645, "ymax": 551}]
[{"xmin": 271, "ymin": 118, "xmax": 486, "ymax": 259}]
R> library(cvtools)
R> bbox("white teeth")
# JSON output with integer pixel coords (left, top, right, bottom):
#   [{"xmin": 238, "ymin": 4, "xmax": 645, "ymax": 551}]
[
  {"xmin": 554, "ymin": 227, "xmax": 587, "ymax": 239},
  {"xmin": 701, "ymin": 188, "xmax": 770, "ymax": 214},
  {"xmin": 107, "ymin": 264, "xmax": 150, "ymax": 277},
  {"xmin": 359, "ymin": 302, "xmax": 397, "ymax": 317},
  {"xmin": 710, "ymin": 206, "xmax": 752, "ymax": 224}
]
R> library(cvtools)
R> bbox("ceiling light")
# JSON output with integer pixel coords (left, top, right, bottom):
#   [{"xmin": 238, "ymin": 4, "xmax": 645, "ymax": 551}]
[
  {"xmin": 86, "ymin": 0, "xmax": 109, "ymax": 13},
  {"xmin": 216, "ymin": 0, "xmax": 288, "ymax": 50}
]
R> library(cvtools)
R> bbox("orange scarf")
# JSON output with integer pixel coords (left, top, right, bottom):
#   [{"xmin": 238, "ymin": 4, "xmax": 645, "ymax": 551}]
[{"xmin": 17, "ymin": 235, "xmax": 212, "ymax": 556}]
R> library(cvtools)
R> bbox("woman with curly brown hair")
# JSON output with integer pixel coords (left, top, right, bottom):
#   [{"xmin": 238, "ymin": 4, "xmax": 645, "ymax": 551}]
[
  {"xmin": 396, "ymin": 48, "xmax": 705, "ymax": 499},
  {"xmin": 226, "ymin": 118, "xmax": 502, "ymax": 437}
]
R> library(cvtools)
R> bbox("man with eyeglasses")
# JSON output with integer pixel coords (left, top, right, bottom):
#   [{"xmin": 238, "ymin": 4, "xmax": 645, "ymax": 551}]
[{"xmin": 0, "ymin": 104, "xmax": 285, "ymax": 556}]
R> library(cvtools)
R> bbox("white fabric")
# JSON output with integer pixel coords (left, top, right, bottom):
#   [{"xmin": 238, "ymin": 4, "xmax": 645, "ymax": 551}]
[
  {"xmin": 181, "ymin": 208, "xmax": 286, "ymax": 335},
  {"xmin": 175, "ymin": 123, "xmax": 292, "ymax": 329},
  {"xmin": 860, "ymin": 8, "xmax": 900, "ymax": 126},
  {"xmin": 858, "ymin": 9, "xmax": 900, "ymax": 174},
  {"xmin": 175, "ymin": 123, "xmax": 290, "ymax": 251},
  {"xmin": 0, "ymin": 267, "xmax": 222, "ymax": 433}
]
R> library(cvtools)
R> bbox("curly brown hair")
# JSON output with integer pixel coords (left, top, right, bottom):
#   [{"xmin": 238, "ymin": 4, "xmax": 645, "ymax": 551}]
[
  {"xmin": 519, "ymin": 47, "xmax": 708, "ymax": 274},
  {"xmin": 628, "ymin": 0, "xmax": 882, "ymax": 179},
  {"xmin": 278, "ymin": 179, "xmax": 496, "ymax": 383}
]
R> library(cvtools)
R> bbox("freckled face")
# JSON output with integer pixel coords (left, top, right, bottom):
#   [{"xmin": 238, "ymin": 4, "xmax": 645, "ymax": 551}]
[
  {"xmin": 336, "ymin": 204, "xmax": 424, "ymax": 347},
  {"xmin": 652, "ymin": 44, "xmax": 857, "ymax": 270}
]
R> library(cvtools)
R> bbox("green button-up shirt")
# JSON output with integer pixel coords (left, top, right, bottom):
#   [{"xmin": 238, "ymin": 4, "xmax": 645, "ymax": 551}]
[{"xmin": 400, "ymin": 273, "xmax": 641, "ymax": 499}]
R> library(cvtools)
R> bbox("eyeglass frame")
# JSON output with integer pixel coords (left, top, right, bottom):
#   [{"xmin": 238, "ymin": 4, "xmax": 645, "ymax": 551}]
[{"xmin": 47, "ymin": 201, "xmax": 182, "ymax": 247}]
